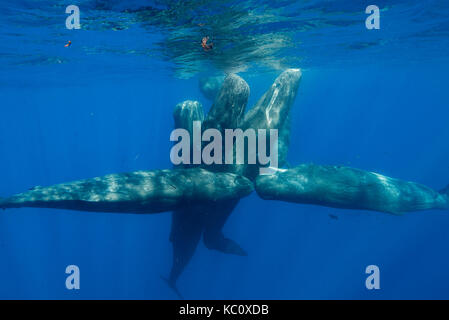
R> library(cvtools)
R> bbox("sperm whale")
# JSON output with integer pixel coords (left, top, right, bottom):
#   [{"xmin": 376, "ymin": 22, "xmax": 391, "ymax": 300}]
[
  {"xmin": 255, "ymin": 164, "xmax": 449, "ymax": 214},
  {"xmin": 0, "ymin": 168, "xmax": 254, "ymax": 213}
]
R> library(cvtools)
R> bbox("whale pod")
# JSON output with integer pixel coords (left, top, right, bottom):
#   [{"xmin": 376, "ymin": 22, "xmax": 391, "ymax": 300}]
[
  {"xmin": 255, "ymin": 164, "xmax": 449, "ymax": 214},
  {"xmin": 0, "ymin": 168, "xmax": 254, "ymax": 214}
]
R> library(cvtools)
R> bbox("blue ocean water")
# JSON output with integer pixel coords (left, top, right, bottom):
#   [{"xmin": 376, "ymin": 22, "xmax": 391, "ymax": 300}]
[{"xmin": 0, "ymin": 0, "xmax": 449, "ymax": 299}]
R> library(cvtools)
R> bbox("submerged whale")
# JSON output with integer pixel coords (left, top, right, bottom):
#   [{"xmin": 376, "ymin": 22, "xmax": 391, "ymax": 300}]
[
  {"xmin": 165, "ymin": 68, "xmax": 449, "ymax": 297},
  {"xmin": 167, "ymin": 75, "xmax": 251, "ymax": 295},
  {"xmin": 199, "ymin": 76, "xmax": 224, "ymax": 101},
  {"xmin": 256, "ymin": 164, "xmax": 449, "ymax": 214},
  {"xmin": 0, "ymin": 168, "xmax": 253, "ymax": 213},
  {"xmin": 165, "ymin": 69, "xmax": 303, "ymax": 296}
]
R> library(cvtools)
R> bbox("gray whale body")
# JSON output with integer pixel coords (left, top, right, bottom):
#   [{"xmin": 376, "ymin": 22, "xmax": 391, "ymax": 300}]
[
  {"xmin": 256, "ymin": 164, "xmax": 449, "ymax": 214},
  {"xmin": 0, "ymin": 168, "xmax": 253, "ymax": 213}
]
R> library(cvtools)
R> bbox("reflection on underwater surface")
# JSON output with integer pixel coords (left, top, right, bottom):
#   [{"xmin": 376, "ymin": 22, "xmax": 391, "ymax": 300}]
[
  {"xmin": 1, "ymin": 0, "xmax": 449, "ymax": 79},
  {"xmin": 0, "ymin": 0, "xmax": 449, "ymax": 300}
]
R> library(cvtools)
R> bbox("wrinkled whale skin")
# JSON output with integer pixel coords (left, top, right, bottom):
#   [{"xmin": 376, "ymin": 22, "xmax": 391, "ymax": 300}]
[
  {"xmin": 256, "ymin": 164, "xmax": 449, "ymax": 214},
  {"xmin": 0, "ymin": 168, "xmax": 254, "ymax": 214},
  {"xmin": 173, "ymin": 100, "xmax": 205, "ymax": 139},
  {"xmin": 236, "ymin": 69, "xmax": 302, "ymax": 179}
]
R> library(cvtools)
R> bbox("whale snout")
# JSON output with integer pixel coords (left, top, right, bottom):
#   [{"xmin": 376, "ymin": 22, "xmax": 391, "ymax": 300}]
[{"xmin": 233, "ymin": 175, "xmax": 254, "ymax": 195}]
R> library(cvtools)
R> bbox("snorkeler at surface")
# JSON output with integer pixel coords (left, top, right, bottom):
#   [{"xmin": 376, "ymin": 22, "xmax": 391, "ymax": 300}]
[{"xmin": 201, "ymin": 36, "xmax": 213, "ymax": 51}]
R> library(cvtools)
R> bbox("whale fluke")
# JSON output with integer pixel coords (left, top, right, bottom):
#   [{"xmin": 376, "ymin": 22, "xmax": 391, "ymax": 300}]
[
  {"xmin": 255, "ymin": 164, "xmax": 449, "ymax": 214},
  {"xmin": 161, "ymin": 276, "xmax": 184, "ymax": 300},
  {"xmin": 0, "ymin": 168, "xmax": 254, "ymax": 214},
  {"xmin": 202, "ymin": 199, "xmax": 247, "ymax": 256},
  {"xmin": 203, "ymin": 233, "xmax": 248, "ymax": 256}
]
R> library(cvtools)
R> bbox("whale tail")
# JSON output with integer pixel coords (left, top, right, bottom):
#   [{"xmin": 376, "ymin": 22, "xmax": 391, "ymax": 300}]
[
  {"xmin": 203, "ymin": 235, "xmax": 248, "ymax": 256},
  {"xmin": 160, "ymin": 276, "xmax": 184, "ymax": 300}
]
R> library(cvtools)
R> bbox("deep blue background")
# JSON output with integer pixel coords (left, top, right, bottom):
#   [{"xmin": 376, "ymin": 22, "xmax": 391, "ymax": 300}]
[{"xmin": 0, "ymin": 1, "xmax": 449, "ymax": 299}]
